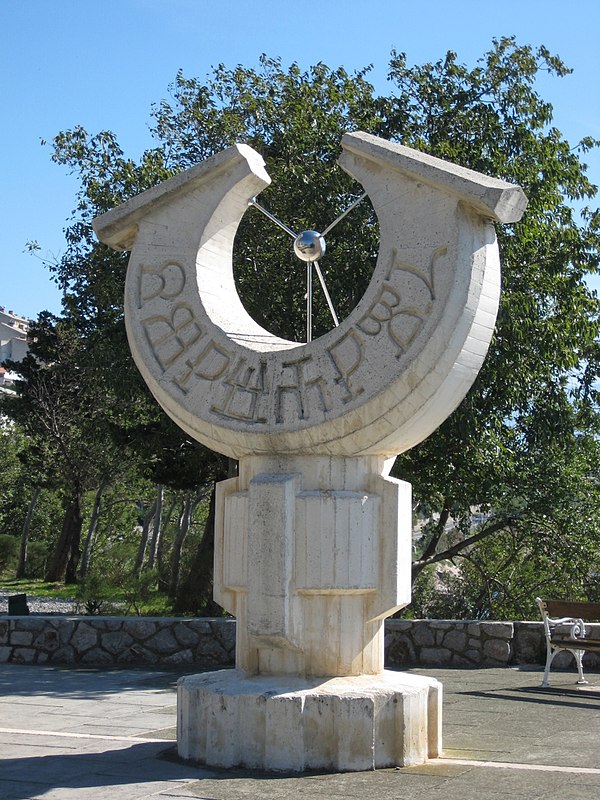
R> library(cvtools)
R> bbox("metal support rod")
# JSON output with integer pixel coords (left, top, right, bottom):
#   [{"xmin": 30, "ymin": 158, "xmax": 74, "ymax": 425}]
[
  {"xmin": 248, "ymin": 197, "xmax": 297, "ymax": 239},
  {"xmin": 321, "ymin": 192, "xmax": 368, "ymax": 237},
  {"xmin": 313, "ymin": 260, "xmax": 339, "ymax": 327},
  {"xmin": 306, "ymin": 261, "xmax": 313, "ymax": 343},
  {"xmin": 248, "ymin": 192, "xmax": 366, "ymax": 338}
]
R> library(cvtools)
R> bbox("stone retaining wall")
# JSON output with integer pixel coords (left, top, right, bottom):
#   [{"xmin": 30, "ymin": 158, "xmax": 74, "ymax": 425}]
[
  {"xmin": 385, "ymin": 619, "xmax": 515, "ymax": 667},
  {"xmin": 2, "ymin": 616, "xmax": 600, "ymax": 669},
  {"xmin": 385, "ymin": 619, "xmax": 600, "ymax": 669},
  {"xmin": 0, "ymin": 616, "xmax": 236, "ymax": 667}
]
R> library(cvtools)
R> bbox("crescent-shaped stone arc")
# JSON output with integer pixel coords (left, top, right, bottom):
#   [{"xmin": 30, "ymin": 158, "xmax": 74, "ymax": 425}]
[{"xmin": 93, "ymin": 132, "xmax": 527, "ymax": 460}]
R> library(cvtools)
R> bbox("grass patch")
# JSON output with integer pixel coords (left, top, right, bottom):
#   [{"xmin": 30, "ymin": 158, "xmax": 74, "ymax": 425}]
[
  {"xmin": 0, "ymin": 578, "xmax": 76, "ymax": 600},
  {"xmin": 0, "ymin": 577, "xmax": 175, "ymax": 616}
]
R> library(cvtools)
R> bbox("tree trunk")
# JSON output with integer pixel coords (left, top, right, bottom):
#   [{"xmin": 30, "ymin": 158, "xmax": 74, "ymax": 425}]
[
  {"xmin": 79, "ymin": 480, "xmax": 108, "ymax": 579},
  {"xmin": 157, "ymin": 498, "xmax": 177, "ymax": 590},
  {"xmin": 169, "ymin": 495, "xmax": 193, "ymax": 598},
  {"xmin": 65, "ymin": 504, "xmax": 83, "ymax": 584},
  {"xmin": 174, "ymin": 484, "xmax": 221, "ymax": 614},
  {"xmin": 146, "ymin": 484, "xmax": 164, "ymax": 570},
  {"xmin": 16, "ymin": 486, "xmax": 41, "ymax": 579},
  {"xmin": 133, "ymin": 497, "xmax": 157, "ymax": 576},
  {"xmin": 45, "ymin": 493, "xmax": 83, "ymax": 583}
]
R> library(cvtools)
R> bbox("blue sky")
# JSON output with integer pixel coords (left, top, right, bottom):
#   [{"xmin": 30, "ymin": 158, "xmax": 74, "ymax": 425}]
[{"xmin": 1, "ymin": 0, "xmax": 599, "ymax": 319}]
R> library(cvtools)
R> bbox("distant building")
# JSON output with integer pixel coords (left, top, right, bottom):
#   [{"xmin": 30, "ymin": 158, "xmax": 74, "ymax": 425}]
[{"xmin": 0, "ymin": 307, "xmax": 30, "ymax": 392}]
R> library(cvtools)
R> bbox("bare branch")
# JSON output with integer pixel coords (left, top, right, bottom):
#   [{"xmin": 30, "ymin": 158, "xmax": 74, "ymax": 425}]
[{"xmin": 412, "ymin": 516, "xmax": 522, "ymax": 577}]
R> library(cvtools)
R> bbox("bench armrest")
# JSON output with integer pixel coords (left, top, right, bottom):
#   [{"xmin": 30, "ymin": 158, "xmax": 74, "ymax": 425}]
[
  {"xmin": 547, "ymin": 617, "xmax": 587, "ymax": 641},
  {"xmin": 536, "ymin": 598, "xmax": 590, "ymax": 643}
]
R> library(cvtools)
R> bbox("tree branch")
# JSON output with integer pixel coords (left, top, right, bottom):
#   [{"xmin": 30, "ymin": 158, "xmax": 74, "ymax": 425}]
[
  {"xmin": 418, "ymin": 503, "xmax": 451, "ymax": 563},
  {"xmin": 412, "ymin": 516, "xmax": 522, "ymax": 578}
]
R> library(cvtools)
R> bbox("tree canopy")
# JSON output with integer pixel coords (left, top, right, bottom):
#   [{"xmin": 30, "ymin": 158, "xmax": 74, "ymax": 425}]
[{"xmin": 3, "ymin": 37, "xmax": 599, "ymax": 616}]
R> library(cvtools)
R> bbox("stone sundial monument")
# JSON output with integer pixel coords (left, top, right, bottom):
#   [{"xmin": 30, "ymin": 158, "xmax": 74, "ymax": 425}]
[{"xmin": 93, "ymin": 131, "xmax": 526, "ymax": 771}]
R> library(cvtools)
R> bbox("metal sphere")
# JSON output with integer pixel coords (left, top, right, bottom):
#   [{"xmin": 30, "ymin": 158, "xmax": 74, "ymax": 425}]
[{"xmin": 293, "ymin": 230, "xmax": 326, "ymax": 262}]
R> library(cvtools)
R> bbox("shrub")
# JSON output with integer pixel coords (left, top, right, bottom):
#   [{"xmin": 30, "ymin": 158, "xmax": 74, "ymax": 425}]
[
  {"xmin": 75, "ymin": 572, "xmax": 118, "ymax": 615},
  {"xmin": 0, "ymin": 534, "xmax": 19, "ymax": 576}
]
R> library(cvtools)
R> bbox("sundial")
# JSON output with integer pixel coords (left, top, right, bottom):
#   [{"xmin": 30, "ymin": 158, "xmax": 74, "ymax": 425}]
[
  {"xmin": 94, "ymin": 132, "xmax": 526, "ymax": 772},
  {"xmin": 94, "ymin": 132, "xmax": 526, "ymax": 461}
]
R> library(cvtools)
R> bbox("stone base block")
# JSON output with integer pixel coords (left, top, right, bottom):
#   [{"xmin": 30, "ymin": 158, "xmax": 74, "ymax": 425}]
[{"xmin": 177, "ymin": 669, "xmax": 442, "ymax": 772}]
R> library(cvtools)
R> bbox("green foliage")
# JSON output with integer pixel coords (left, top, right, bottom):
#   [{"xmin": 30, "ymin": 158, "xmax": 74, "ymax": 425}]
[
  {"xmin": 0, "ymin": 578, "xmax": 75, "ymax": 599},
  {"xmin": 0, "ymin": 426, "xmax": 26, "ymax": 537},
  {"xmin": 385, "ymin": 39, "xmax": 600, "ymax": 607},
  {"xmin": 173, "ymin": 486, "xmax": 223, "ymax": 615},
  {"xmin": 409, "ymin": 517, "xmax": 600, "ymax": 620},
  {"xmin": 119, "ymin": 569, "xmax": 163, "ymax": 616},
  {"xmin": 75, "ymin": 565, "xmax": 170, "ymax": 615},
  {"xmin": 1, "ymin": 317, "xmax": 123, "ymax": 582},
  {"xmin": 75, "ymin": 568, "xmax": 171, "ymax": 616},
  {"xmin": 22, "ymin": 541, "xmax": 52, "ymax": 579},
  {"xmin": 0, "ymin": 535, "xmax": 19, "ymax": 575},
  {"xmin": 75, "ymin": 571, "xmax": 117, "ymax": 615},
  {"xmin": 0, "ymin": 423, "xmax": 62, "ymax": 579}
]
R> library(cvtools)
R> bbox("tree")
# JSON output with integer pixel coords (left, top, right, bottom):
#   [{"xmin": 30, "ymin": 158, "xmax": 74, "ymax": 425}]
[
  {"xmin": 168, "ymin": 488, "xmax": 208, "ymax": 598},
  {"xmin": 0, "ymin": 420, "xmax": 63, "ymax": 579},
  {"xmin": 1, "ymin": 315, "xmax": 128, "ymax": 583},
  {"xmin": 0, "ymin": 424, "xmax": 28, "ymax": 548},
  {"xmin": 43, "ymin": 39, "xmax": 599, "ymax": 614},
  {"xmin": 16, "ymin": 486, "xmax": 40, "ymax": 579},
  {"xmin": 383, "ymin": 41, "xmax": 600, "ymax": 614}
]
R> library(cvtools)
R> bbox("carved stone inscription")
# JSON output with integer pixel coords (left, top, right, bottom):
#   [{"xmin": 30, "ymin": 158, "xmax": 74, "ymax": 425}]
[
  {"xmin": 276, "ymin": 355, "xmax": 332, "ymax": 423},
  {"xmin": 136, "ymin": 246, "xmax": 448, "ymax": 427},
  {"xmin": 212, "ymin": 358, "xmax": 268, "ymax": 424}
]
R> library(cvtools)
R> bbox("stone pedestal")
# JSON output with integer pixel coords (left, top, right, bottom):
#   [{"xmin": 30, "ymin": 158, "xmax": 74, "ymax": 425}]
[
  {"xmin": 177, "ymin": 454, "xmax": 440, "ymax": 770},
  {"xmin": 178, "ymin": 670, "xmax": 441, "ymax": 771}
]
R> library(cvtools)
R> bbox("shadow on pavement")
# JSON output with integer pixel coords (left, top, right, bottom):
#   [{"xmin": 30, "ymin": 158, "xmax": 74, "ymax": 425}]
[
  {"xmin": 0, "ymin": 741, "xmax": 204, "ymax": 800},
  {"xmin": 0, "ymin": 664, "xmax": 218, "ymax": 699},
  {"xmin": 459, "ymin": 684, "xmax": 600, "ymax": 711}
]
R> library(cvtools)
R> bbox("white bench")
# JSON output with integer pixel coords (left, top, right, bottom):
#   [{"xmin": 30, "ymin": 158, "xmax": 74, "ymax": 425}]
[{"xmin": 536, "ymin": 597, "xmax": 600, "ymax": 687}]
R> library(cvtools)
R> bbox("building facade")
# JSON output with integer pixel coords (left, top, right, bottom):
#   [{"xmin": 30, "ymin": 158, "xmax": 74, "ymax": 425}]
[{"xmin": 0, "ymin": 307, "xmax": 29, "ymax": 391}]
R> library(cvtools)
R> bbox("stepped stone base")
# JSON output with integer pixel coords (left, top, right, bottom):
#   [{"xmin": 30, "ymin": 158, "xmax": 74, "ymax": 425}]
[{"xmin": 177, "ymin": 669, "xmax": 442, "ymax": 772}]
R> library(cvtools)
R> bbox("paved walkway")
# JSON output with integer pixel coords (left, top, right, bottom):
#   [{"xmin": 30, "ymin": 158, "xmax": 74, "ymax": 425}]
[{"xmin": 1, "ymin": 663, "xmax": 599, "ymax": 799}]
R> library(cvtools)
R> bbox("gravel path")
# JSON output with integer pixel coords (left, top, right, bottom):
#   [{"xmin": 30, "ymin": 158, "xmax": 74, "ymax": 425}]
[{"xmin": 0, "ymin": 591, "xmax": 78, "ymax": 615}]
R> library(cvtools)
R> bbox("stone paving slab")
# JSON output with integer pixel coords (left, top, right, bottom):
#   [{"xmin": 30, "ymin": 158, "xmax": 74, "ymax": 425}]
[{"xmin": 1, "ymin": 664, "xmax": 600, "ymax": 799}]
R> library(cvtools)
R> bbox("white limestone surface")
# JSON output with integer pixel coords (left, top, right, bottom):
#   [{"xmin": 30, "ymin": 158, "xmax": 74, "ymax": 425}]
[
  {"xmin": 177, "ymin": 669, "xmax": 442, "ymax": 771},
  {"xmin": 214, "ymin": 454, "xmax": 411, "ymax": 677},
  {"xmin": 93, "ymin": 132, "xmax": 527, "ymax": 460}
]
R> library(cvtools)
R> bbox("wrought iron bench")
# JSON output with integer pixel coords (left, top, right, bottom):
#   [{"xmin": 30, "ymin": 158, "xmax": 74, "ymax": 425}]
[{"xmin": 536, "ymin": 598, "xmax": 600, "ymax": 687}]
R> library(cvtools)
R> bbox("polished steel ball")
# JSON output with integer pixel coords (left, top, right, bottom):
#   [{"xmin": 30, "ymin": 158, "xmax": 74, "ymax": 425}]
[{"xmin": 293, "ymin": 230, "xmax": 326, "ymax": 262}]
